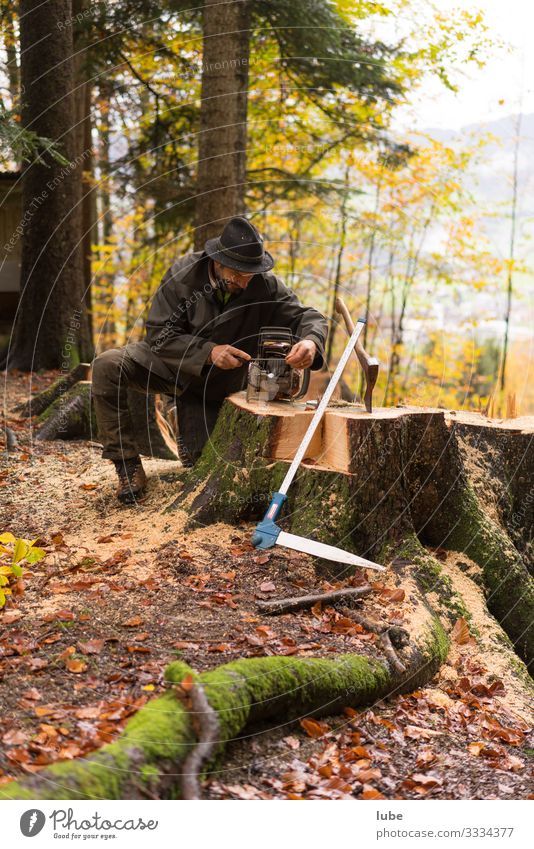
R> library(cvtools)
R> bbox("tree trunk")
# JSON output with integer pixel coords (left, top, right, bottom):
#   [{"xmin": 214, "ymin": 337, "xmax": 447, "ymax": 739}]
[
  {"xmin": 9, "ymin": 0, "xmax": 93, "ymax": 371},
  {"xmin": 174, "ymin": 394, "xmax": 534, "ymax": 669},
  {"xmin": 73, "ymin": 0, "xmax": 95, "ymax": 339},
  {"xmin": 194, "ymin": 0, "xmax": 251, "ymax": 249}
]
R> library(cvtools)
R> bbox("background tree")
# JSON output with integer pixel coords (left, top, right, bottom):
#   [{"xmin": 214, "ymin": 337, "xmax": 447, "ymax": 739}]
[{"xmin": 7, "ymin": 0, "xmax": 93, "ymax": 370}]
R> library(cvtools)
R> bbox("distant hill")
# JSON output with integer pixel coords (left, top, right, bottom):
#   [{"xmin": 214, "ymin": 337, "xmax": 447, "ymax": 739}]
[{"xmin": 418, "ymin": 113, "xmax": 534, "ymax": 258}]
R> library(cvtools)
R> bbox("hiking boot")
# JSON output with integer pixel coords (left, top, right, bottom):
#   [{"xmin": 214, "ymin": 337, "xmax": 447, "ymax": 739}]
[
  {"xmin": 113, "ymin": 456, "xmax": 147, "ymax": 504},
  {"xmin": 176, "ymin": 435, "xmax": 195, "ymax": 468}
]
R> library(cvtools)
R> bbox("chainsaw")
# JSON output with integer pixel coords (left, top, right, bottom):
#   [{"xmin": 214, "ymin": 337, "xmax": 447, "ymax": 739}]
[{"xmin": 246, "ymin": 327, "xmax": 310, "ymax": 403}]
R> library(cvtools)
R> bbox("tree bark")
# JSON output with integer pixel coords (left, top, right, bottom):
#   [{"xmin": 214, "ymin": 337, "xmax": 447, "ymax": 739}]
[
  {"xmin": 72, "ymin": 0, "xmax": 95, "ymax": 339},
  {"xmin": 194, "ymin": 0, "xmax": 251, "ymax": 248},
  {"xmin": 9, "ymin": 0, "xmax": 93, "ymax": 371}
]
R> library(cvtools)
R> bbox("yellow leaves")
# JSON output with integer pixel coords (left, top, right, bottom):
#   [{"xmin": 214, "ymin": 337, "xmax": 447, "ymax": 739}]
[{"xmin": 0, "ymin": 533, "xmax": 47, "ymax": 607}]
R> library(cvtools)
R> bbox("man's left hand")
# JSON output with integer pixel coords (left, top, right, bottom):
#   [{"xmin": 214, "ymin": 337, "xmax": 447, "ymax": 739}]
[{"xmin": 285, "ymin": 339, "xmax": 316, "ymax": 369}]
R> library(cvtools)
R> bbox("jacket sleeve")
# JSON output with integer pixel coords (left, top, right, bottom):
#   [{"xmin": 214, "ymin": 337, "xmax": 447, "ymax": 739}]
[
  {"xmin": 144, "ymin": 265, "xmax": 216, "ymax": 377},
  {"xmin": 269, "ymin": 277, "xmax": 328, "ymax": 370}
]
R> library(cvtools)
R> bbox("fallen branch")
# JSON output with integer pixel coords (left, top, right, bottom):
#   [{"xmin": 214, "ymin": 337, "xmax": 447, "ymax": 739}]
[
  {"xmin": 256, "ymin": 585, "xmax": 372, "ymax": 615},
  {"xmin": 336, "ymin": 605, "xmax": 408, "ymax": 675},
  {"xmin": 379, "ymin": 630, "xmax": 407, "ymax": 675},
  {"xmin": 336, "ymin": 605, "xmax": 410, "ymax": 648},
  {"xmin": 179, "ymin": 681, "xmax": 220, "ymax": 800}
]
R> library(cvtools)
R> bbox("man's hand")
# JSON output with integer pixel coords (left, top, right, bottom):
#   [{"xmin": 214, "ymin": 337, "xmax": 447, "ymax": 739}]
[
  {"xmin": 285, "ymin": 339, "xmax": 316, "ymax": 369},
  {"xmin": 208, "ymin": 345, "xmax": 251, "ymax": 370}
]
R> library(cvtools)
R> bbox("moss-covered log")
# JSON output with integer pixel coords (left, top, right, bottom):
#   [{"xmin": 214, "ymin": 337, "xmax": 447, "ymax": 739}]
[
  {"xmin": 0, "ymin": 585, "xmax": 447, "ymax": 801},
  {"xmin": 174, "ymin": 394, "xmax": 534, "ymax": 669},
  {"xmin": 24, "ymin": 377, "xmax": 177, "ymax": 459},
  {"xmin": 36, "ymin": 381, "xmax": 95, "ymax": 440},
  {"xmin": 13, "ymin": 363, "xmax": 91, "ymax": 418}
]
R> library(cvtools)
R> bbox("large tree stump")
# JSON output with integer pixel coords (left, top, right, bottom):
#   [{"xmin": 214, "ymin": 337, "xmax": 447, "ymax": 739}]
[{"xmin": 174, "ymin": 393, "xmax": 534, "ymax": 669}]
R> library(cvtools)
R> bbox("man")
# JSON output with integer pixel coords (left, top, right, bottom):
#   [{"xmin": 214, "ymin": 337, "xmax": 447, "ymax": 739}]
[{"xmin": 92, "ymin": 216, "xmax": 328, "ymax": 503}]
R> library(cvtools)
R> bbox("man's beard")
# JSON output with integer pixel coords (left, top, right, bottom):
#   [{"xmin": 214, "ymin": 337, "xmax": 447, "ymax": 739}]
[{"xmin": 213, "ymin": 272, "xmax": 231, "ymax": 292}]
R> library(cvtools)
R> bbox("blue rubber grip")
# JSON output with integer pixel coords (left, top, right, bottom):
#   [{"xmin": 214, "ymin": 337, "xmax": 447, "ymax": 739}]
[{"xmin": 251, "ymin": 492, "xmax": 287, "ymax": 549}]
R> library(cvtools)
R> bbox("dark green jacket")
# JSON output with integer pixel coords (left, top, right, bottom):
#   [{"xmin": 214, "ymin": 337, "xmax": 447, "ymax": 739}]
[{"xmin": 126, "ymin": 251, "xmax": 328, "ymax": 399}]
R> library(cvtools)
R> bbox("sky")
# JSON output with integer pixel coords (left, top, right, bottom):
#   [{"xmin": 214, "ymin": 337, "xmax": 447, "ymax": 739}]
[{"xmin": 398, "ymin": 0, "xmax": 534, "ymax": 131}]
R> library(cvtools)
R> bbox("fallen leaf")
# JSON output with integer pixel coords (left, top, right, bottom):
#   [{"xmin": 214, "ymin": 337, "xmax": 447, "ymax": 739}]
[
  {"xmin": 381, "ymin": 588, "xmax": 406, "ymax": 603},
  {"xmin": 181, "ymin": 674, "xmax": 195, "ymax": 693},
  {"xmin": 254, "ymin": 554, "xmax": 271, "ymax": 565},
  {"xmin": 2, "ymin": 610, "xmax": 23, "ymax": 624},
  {"xmin": 451, "ymin": 617, "xmax": 471, "ymax": 645},
  {"xmin": 318, "ymin": 764, "xmax": 333, "ymax": 778},
  {"xmin": 22, "ymin": 688, "xmax": 42, "ymax": 701},
  {"xmin": 352, "ymin": 746, "xmax": 372, "ymax": 759},
  {"xmin": 75, "ymin": 705, "xmax": 101, "ymax": 719},
  {"xmin": 300, "ymin": 718, "xmax": 329, "ymax": 739},
  {"xmin": 57, "ymin": 646, "xmax": 76, "ymax": 662},
  {"xmin": 259, "ymin": 581, "xmax": 276, "ymax": 593},
  {"xmin": 34, "ymin": 706, "xmax": 55, "ymax": 717},
  {"xmin": 416, "ymin": 748, "xmax": 437, "ymax": 767},
  {"xmin": 468, "ymin": 741, "xmax": 487, "ymax": 756},
  {"xmin": 2, "ymin": 728, "xmax": 29, "ymax": 745},
  {"xmin": 122, "ymin": 616, "xmax": 143, "ymax": 627},
  {"xmin": 361, "ymin": 788, "xmax": 385, "ymax": 799},
  {"xmin": 66, "ymin": 657, "xmax": 87, "ymax": 673},
  {"xmin": 39, "ymin": 723, "xmax": 58, "ymax": 737},
  {"xmin": 357, "ymin": 768, "xmax": 382, "ymax": 782},
  {"xmin": 77, "ymin": 639, "xmax": 104, "ymax": 655},
  {"xmin": 79, "ymin": 483, "xmax": 98, "ymax": 491}
]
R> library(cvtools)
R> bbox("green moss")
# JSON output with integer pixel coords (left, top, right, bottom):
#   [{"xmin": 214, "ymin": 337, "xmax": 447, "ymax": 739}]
[
  {"xmin": 444, "ymin": 485, "xmax": 534, "ymax": 669},
  {"xmin": 164, "ymin": 660, "xmax": 196, "ymax": 684},
  {"xmin": 425, "ymin": 615, "xmax": 450, "ymax": 665}
]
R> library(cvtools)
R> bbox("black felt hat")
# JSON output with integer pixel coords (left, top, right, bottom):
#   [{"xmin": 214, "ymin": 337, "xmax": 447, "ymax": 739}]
[{"xmin": 204, "ymin": 216, "xmax": 274, "ymax": 273}]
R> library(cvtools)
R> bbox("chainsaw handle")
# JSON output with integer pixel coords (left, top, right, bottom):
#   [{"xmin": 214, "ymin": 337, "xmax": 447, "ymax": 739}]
[{"xmin": 293, "ymin": 367, "xmax": 310, "ymax": 399}]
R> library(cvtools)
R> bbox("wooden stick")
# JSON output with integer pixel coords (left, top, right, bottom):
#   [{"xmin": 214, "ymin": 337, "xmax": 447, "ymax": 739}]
[
  {"xmin": 256, "ymin": 585, "xmax": 372, "ymax": 615},
  {"xmin": 180, "ymin": 682, "xmax": 220, "ymax": 801},
  {"xmin": 336, "ymin": 605, "xmax": 408, "ymax": 673},
  {"xmin": 335, "ymin": 296, "xmax": 379, "ymax": 413},
  {"xmin": 379, "ymin": 630, "xmax": 407, "ymax": 675}
]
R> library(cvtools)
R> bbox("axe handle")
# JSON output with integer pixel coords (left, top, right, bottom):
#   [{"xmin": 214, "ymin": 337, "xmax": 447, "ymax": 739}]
[{"xmin": 334, "ymin": 296, "xmax": 379, "ymax": 413}]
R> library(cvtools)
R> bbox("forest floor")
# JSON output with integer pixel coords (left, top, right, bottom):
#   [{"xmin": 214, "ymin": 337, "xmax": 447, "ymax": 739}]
[{"xmin": 1, "ymin": 370, "xmax": 533, "ymax": 800}]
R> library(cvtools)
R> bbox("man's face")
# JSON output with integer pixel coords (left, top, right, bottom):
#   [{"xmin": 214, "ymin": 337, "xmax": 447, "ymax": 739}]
[{"xmin": 214, "ymin": 260, "xmax": 254, "ymax": 293}]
